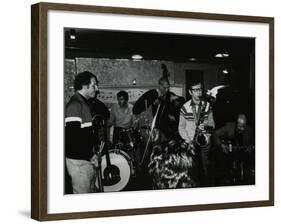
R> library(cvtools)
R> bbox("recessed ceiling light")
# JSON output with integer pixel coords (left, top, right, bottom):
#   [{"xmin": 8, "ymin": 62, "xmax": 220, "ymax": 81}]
[
  {"xmin": 189, "ymin": 58, "xmax": 197, "ymax": 61},
  {"xmin": 215, "ymin": 53, "xmax": 224, "ymax": 58},
  {"xmin": 222, "ymin": 69, "xmax": 229, "ymax": 74},
  {"xmin": 223, "ymin": 53, "xmax": 229, "ymax": 57},
  {"xmin": 131, "ymin": 54, "xmax": 143, "ymax": 60},
  {"xmin": 215, "ymin": 52, "xmax": 229, "ymax": 58}
]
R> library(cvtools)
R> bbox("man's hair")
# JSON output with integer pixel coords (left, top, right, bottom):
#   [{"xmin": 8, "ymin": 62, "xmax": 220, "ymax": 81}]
[
  {"xmin": 188, "ymin": 80, "xmax": 202, "ymax": 90},
  {"xmin": 74, "ymin": 71, "xmax": 98, "ymax": 91},
  {"xmin": 117, "ymin": 90, "xmax": 129, "ymax": 101},
  {"xmin": 158, "ymin": 77, "xmax": 170, "ymax": 85}
]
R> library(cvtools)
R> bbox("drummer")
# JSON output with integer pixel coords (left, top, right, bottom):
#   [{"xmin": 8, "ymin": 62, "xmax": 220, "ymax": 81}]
[{"xmin": 108, "ymin": 90, "xmax": 136, "ymax": 146}]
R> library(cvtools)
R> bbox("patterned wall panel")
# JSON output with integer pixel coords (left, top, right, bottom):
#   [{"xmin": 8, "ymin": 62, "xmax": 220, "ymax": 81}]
[
  {"xmin": 64, "ymin": 59, "xmax": 76, "ymax": 104},
  {"xmin": 75, "ymin": 58, "xmax": 174, "ymax": 86}
]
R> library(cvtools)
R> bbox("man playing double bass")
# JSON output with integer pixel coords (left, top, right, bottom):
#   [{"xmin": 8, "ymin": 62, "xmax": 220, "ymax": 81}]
[
  {"xmin": 133, "ymin": 76, "xmax": 184, "ymax": 189},
  {"xmin": 133, "ymin": 77, "xmax": 184, "ymax": 142}
]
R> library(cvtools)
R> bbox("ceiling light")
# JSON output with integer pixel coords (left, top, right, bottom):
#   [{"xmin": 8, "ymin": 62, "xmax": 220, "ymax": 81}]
[
  {"xmin": 69, "ymin": 29, "xmax": 76, "ymax": 40},
  {"xmin": 222, "ymin": 69, "xmax": 229, "ymax": 74},
  {"xmin": 189, "ymin": 58, "xmax": 197, "ymax": 61},
  {"xmin": 131, "ymin": 54, "xmax": 143, "ymax": 60},
  {"xmin": 215, "ymin": 51, "xmax": 229, "ymax": 58},
  {"xmin": 70, "ymin": 35, "xmax": 76, "ymax": 40},
  {"xmin": 223, "ymin": 52, "xmax": 229, "ymax": 57},
  {"xmin": 215, "ymin": 53, "xmax": 224, "ymax": 58}
]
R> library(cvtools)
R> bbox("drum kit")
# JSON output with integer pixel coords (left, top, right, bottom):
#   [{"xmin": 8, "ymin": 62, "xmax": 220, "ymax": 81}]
[
  {"xmin": 96, "ymin": 126, "xmax": 146, "ymax": 192},
  {"xmin": 93, "ymin": 109, "xmax": 162, "ymax": 192}
]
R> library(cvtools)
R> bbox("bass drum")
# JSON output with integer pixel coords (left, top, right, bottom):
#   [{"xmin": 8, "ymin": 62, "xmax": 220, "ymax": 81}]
[{"xmin": 99, "ymin": 149, "xmax": 133, "ymax": 192}]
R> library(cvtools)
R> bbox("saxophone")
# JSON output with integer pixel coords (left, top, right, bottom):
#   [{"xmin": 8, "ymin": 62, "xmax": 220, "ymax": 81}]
[{"xmin": 193, "ymin": 100, "xmax": 212, "ymax": 148}]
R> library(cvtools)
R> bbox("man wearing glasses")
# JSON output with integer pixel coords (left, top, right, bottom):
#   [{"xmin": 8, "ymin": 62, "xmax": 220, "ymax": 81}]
[{"xmin": 178, "ymin": 81, "xmax": 215, "ymax": 186}]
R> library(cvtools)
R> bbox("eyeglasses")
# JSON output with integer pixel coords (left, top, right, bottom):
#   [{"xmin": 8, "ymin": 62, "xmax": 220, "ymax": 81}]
[{"xmin": 191, "ymin": 88, "xmax": 202, "ymax": 92}]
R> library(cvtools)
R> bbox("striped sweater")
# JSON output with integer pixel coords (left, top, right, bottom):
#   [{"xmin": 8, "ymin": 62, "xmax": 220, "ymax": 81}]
[
  {"xmin": 178, "ymin": 99, "xmax": 215, "ymax": 143},
  {"xmin": 65, "ymin": 92, "xmax": 94, "ymax": 160}
]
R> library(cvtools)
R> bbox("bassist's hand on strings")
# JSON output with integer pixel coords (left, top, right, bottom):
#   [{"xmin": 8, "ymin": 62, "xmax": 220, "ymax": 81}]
[
  {"xmin": 154, "ymin": 98, "xmax": 161, "ymax": 106},
  {"xmin": 168, "ymin": 114, "xmax": 176, "ymax": 122}
]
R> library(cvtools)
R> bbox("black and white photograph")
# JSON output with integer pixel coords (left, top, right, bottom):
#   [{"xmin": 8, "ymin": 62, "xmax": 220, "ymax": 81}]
[
  {"xmin": 64, "ymin": 28, "xmax": 255, "ymax": 194},
  {"xmin": 30, "ymin": 2, "xmax": 274, "ymax": 221}
]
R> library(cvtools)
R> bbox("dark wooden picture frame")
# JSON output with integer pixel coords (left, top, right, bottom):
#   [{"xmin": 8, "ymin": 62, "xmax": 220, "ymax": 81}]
[{"xmin": 31, "ymin": 2, "xmax": 274, "ymax": 221}]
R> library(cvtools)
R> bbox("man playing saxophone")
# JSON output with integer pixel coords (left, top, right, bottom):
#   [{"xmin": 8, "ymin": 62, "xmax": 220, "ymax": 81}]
[{"xmin": 178, "ymin": 80, "xmax": 215, "ymax": 186}]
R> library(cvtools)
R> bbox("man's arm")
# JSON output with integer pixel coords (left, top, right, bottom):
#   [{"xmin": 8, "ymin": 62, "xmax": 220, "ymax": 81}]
[
  {"xmin": 107, "ymin": 104, "xmax": 116, "ymax": 127},
  {"xmin": 65, "ymin": 101, "xmax": 87, "ymax": 157}
]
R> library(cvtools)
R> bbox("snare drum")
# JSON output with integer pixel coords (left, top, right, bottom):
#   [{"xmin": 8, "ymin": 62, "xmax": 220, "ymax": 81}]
[{"xmin": 98, "ymin": 149, "xmax": 133, "ymax": 192}]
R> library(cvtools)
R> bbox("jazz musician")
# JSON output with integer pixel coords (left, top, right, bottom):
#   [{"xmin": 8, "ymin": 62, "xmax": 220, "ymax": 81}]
[
  {"xmin": 178, "ymin": 81, "xmax": 215, "ymax": 186},
  {"xmin": 65, "ymin": 71, "xmax": 99, "ymax": 194},
  {"xmin": 132, "ymin": 77, "xmax": 185, "ymax": 189},
  {"xmin": 108, "ymin": 90, "xmax": 135, "ymax": 146},
  {"xmin": 212, "ymin": 113, "xmax": 254, "ymax": 185},
  {"xmin": 133, "ymin": 77, "xmax": 182, "ymax": 141}
]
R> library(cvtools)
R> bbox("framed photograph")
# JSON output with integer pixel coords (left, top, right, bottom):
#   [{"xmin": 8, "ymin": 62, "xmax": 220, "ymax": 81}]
[{"xmin": 31, "ymin": 2, "xmax": 274, "ymax": 221}]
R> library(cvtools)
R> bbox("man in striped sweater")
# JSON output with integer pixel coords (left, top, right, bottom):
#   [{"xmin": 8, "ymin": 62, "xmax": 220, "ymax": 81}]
[
  {"xmin": 65, "ymin": 71, "xmax": 99, "ymax": 194},
  {"xmin": 178, "ymin": 81, "xmax": 215, "ymax": 186}
]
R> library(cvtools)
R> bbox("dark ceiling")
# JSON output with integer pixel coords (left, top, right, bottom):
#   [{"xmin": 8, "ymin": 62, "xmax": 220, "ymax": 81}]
[{"xmin": 64, "ymin": 28, "xmax": 255, "ymax": 66}]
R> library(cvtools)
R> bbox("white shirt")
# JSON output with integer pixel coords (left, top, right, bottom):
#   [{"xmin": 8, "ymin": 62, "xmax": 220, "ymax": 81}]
[{"xmin": 108, "ymin": 103, "xmax": 134, "ymax": 129}]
